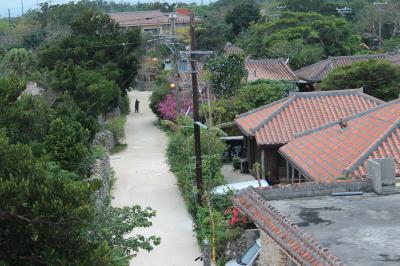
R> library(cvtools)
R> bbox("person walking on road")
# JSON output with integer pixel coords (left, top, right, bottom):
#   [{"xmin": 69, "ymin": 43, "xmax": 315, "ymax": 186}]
[{"xmin": 135, "ymin": 99, "xmax": 140, "ymax": 113}]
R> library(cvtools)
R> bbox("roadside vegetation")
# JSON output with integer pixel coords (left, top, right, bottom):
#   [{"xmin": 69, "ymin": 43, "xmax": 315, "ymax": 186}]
[
  {"xmin": 0, "ymin": 2, "xmax": 160, "ymax": 265},
  {"xmin": 164, "ymin": 116, "xmax": 249, "ymax": 265}
]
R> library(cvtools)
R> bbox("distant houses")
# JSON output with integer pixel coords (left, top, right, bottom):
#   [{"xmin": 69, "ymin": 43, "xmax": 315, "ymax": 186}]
[
  {"xmin": 109, "ymin": 9, "xmax": 198, "ymax": 36},
  {"xmin": 235, "ymin": 89, "xmax": 384, "ymax": 184},
  {"xmin": 223, "ymin": 42, "xmax": 243, "ymax": 56},
  {"xmin": 245, "ymin": 59, "xmax": 297, "ymax": 82},
  {"xmin": 295, "ymin": 53, "xmax": 400, "ymax": 85}
]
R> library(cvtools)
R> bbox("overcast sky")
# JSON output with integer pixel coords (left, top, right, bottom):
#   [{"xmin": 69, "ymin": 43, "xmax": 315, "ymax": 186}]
[{"xmin": 0, "ymin": 0, "xmax": 205, "ymax": 18}]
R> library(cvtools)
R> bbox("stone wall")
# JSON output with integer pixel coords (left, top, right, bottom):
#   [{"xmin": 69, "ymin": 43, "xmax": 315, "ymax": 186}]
[
  {"xmin": 90, "ymin": 153, "xmax": 111, "ymax": 204},
  {"xmin": 90, "ymin": 129, "xmax": 116, "ymax": 204},
  {"xmin": 224, "ymin": 229, "xmax": 260, "ymax": 260},
  {"xmin": 93, "ymin": 130, "xmax": 115, "ymax": 153},
  {"xmin": 259, "ymin": 231, "xmax": 291, "ymax": 266},
  {"xmin": 257, "ymin": 179, "xmax": 372, "ymax": 201}
]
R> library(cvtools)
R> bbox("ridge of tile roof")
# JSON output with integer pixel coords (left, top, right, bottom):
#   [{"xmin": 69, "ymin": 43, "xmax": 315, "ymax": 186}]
[
  {"xmin": 245, "ymin": 58, "xmax": 298, "ymax": 81},
  {"xmin": 279, "ymin": 99, "xmax": 400, "ymax": 182},
  {"xmin": 233, "ymin": 187, "xmax": 344, "ymax": 266},
  {"xmin": 235, "ymin": 89, "xmax": 383, "ymax": 144},
  {"xmin": 295, "ymin": 53, "xmax": 398, "ymax": 81}
]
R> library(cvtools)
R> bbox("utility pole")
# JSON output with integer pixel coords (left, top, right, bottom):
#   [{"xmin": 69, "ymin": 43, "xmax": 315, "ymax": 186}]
[
  {"xmin": 21, "ymin": 0, "xmax": 24, "ymax": 15},
  {"xmin": 8, "ymin": 8, "xmax": 11, "ymax": 24},
  {"xmin": 374, "ymin": 2, "xmax": 386, "ymax": 49},
  {"xmin": 190, "ymin": 12, "xmax": 204, "ymax": 205}
]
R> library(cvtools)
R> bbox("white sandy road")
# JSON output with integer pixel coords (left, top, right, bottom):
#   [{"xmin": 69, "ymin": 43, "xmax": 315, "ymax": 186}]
[{"xmin": 111, "ymin": 90, "xmax": 201, "ymax": 266}]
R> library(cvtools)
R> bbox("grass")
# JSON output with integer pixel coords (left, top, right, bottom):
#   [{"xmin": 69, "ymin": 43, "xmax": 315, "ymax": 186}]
[{"xmin": 111, "ymin": 144, "xmax": 128, "ymax": 154}]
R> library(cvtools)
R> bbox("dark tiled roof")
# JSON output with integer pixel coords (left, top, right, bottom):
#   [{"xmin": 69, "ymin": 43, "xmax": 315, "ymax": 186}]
[
  {"xmin": 245, "ymin": 59, "xmax": 297, "ymax": 81},
  {"xmin": 295, "ymin": 53, "xmax": 400, "ymax": 82},
  {"xmin": 279, "ymin": 99, "xmax": 400, "ymax": 183},
  {"xmin": 235, "ymin": 89, "xmax": 383, "ymax": 145},
  {"xmin": 233, "ymin": 188, "xmax": 344, "ymax": 266},
  {"xmin": 223, "ymin": 42, "xmax": 243, "ymax": 55},
  {"xmin": 109, "ymin": 10, "xmax": 194, "ymax": 27}
]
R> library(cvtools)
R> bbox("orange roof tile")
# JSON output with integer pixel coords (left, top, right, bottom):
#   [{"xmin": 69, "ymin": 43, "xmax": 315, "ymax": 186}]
[
  {"xmin": 223, "ymin": 42, "xmax": 243, "ymax": 55},
  {"xmin": 279, "ymin": 99, "xmax": 400, "ymax": 183},
  {"xmin": 235, "ymin": 89, "xmax": 383, "ymax": 145},
  {"xmin": 233, "ymin": 188, "xmax": 344, "ymax": 266},
  {"xmin": 295, "ymin": 53, "xmax": 400, "ymax": 82},
  {"xmin": 245, "ymin": 59, "xmax": 297, "ymax": 81}
]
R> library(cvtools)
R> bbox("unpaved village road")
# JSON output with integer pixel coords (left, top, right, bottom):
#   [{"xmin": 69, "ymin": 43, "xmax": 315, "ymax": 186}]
[{"xmin": 111, "ymin": 91, "xmax": 201, "ymax": 266}]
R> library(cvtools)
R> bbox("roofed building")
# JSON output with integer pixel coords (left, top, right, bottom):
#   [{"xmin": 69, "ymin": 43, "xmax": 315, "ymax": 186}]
[
  {"xmin": 295, "ymin": 53, "xmax": 400, "ymax": 83},
  {"xmin": 235, "ymin": 89, "xmax": 384, "ymax": 184},
  {"xmin": 279, "ymin": 99, "xmax": 400, "ymax": 184},
  {"xmin": 223, "ymin": 42, "xmax": 243, "ymax": 55},
  {"xmin": 245, "ymin": 59, "xmax": 298, "ymax": 82},
  {"xmin": 109, "ymin": 9, "xmax": 197, "ymax": 35},
  {"xmin": 233, "ymin": 181, "xmax": 400, "ymax": 266}
]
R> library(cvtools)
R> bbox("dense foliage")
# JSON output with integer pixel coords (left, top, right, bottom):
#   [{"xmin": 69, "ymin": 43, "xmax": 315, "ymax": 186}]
[
  {"xmin": 0, "ymin": 2, "xmax": 159, "ymax": 265},
  {"xmin": 165, "ymin": 117, "xmax": 245, "ymax": 263},
  {"xmin": 204, "ymin": 54, "xmax": 247, "ymax": 98},
  {"xmin": 201, "ymin": 80, "xmax": 295, "ymax": 125},
  {"xmin": 319, "ymin": 59, "xmax": 400, "ymax": 101},
  {"xmin": 242, "ymin": 11, "xmax": 362, "ymax": 69},
  {"xmin": 225, "ymin": 0, "xmax": 261, "ymax": 37}
]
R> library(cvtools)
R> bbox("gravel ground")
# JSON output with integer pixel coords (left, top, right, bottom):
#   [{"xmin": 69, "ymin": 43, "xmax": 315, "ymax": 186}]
[{"xmin": 111, "ymin": 90, "xmax": 201, "ymax": 266}]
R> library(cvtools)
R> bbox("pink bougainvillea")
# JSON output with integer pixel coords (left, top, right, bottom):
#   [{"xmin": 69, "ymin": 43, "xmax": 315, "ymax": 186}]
[{"xmin": 157, "ymin": 94, "xmax": 177, "ymax": 121}]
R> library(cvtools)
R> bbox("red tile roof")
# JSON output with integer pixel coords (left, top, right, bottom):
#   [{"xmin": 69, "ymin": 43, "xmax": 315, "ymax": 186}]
[
  {"xmin": 279, "ymin": 99, "xmax": 400, "ymax": 183},
  {"xmin": 233, "ymin": 188, "xmax": 344, "ymax": 266},
  {"xmin": 295, "ymin": 53, "xmax": 400, "ymax": 82},
  {"xmin": 223, "ymin": 42, "xmax": 243, "ymax": 55},
  {"xmin": 245, "ymin": 59, "xmax": 297, "ymax": 82},
  {"xmin": 235, "ymin": 89, "xmax": 383, "ymax": 145}
]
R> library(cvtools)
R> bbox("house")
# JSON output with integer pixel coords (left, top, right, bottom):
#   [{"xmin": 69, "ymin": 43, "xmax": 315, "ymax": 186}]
[
  {"xmin": 279, "ymin": 99, "xmax": 400, "ymax": 184},
  {"xmin": 235, "ymin": 89, "xmax": 384, "ymax": 184},
  {"xmin": 295, "ymin": 53, "xmax": 400, "ymax": 85},
  {"xmin": 109, "ymin": 9, "xmax": 197, "ymax": 35},
  {"xmin": 233, "ymin": 177, "xmax": 400, "ymax": 266},
  {"xmin": 245, "ymin": 59, "xmax": 297, "ymax": 82},
  {"xmin": 223, "ymin": 42, "xmax": 243, "ymax": 55}
]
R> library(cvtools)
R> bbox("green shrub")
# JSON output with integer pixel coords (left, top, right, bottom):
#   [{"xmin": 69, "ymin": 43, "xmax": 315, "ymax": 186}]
[
  {"xmin": 165, "ymin": 118, "xmax": 243, "ymax": 261},
  {"xmin": 119, "ymin": 94, "xmax": 130, "ymax": 115},
  {"xmin": 232, "ymin": 157, "xmax": 241, "ymax": 170},
  {"xmin": 106, "ymin": 116, "xmax": 126, "ymax": 144},
  {"xmin": 149, "ymin": 85, "xmax": 169, "ymax": 118}
]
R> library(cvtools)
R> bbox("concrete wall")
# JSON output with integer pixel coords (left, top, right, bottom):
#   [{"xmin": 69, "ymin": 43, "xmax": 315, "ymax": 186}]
[{"xmin": 257, "ymin": 179, "xmax": 372, "ymax": 201}]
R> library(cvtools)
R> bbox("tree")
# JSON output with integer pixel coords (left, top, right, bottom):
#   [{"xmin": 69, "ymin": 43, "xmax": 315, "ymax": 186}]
[
  {"xmin": 1, "ymin": 48, "xmax": 33, "ymax": 77},
  {"xmin": 5, "ymin": 96, "xmax": 53, "ymax": 144},
  {"xmin": 319, "ymin": 59, "xmax": 400, "ymax": 101},
  {"xmin": 38, "ymin": 10, "xmax": 142, "ymax": 92},
  {"xmin": 195, "ymin": 22, "xmax": 228, "ymax": 52},
  {"xmin": 203, "ymin": 80, "xmax": 296, "ymax": 124},
  {"xmin": 0, "ymin": 131, "xmax": 95, "ymax": 265},
  {"xmin": 353, "ymin": 0, "xmax": 400, "ymax": 48},
  {"xmin": 243, "ymin": 11, "xmax": 362, "ymax": 69},
  {"xmin": 284, "ymin": 0, "xmax": 337, "ymax": 14},
  {"xmin": 204, "ymin": 54, "xmax": 247, "ymax": 98},
  {"xmin": 225, "ymin": 0, "xmax": 260, "ymax": 37},
  {"xmin": 232, "ymin": 80, "xmax": 296, "ymax": 115},
  {"xmin": 44, "ymin": 118, "xmax": 90, "ymax": 173},
  {"xmin": 49, "ymin": 64, "xmax": 121, "ymax": 116}
]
